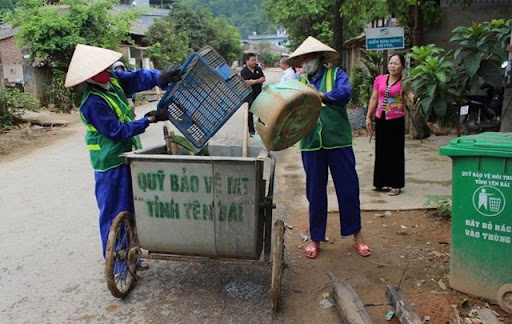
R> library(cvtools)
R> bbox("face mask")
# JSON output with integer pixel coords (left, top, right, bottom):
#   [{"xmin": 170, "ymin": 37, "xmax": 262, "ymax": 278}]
[
  {"xmin": 91, "ymin": 69, "xmax": 110, "ymax": 84},
  {"xmin": 302, "ymin": 59, "xmax": 319, "ymax": 75}
]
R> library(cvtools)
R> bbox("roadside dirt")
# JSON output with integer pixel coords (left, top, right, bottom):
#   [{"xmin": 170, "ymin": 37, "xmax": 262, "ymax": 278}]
[
  {"xmin": 275, "ymin": 142, "xmax": 512, "ymax": 324},
  {"xmin": 1, "ymin": 110, "xmax": 510, "ymax": 323},
  {"xmin": 0, "ymin": 111, "xmax": 80, "ymax": 163}
]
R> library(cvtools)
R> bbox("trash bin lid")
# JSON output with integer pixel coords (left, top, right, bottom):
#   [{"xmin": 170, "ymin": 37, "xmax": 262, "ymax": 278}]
[{"xmin": 439, "ymin": 132, "xmax": 512, "ymax": 158}]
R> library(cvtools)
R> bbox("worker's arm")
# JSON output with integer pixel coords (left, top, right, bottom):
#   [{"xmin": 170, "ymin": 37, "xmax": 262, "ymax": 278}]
[
  {"xmin": 81, "ymin": 94, "xmax": 150, "ymax": 140},
  {"xmin": 112, "ymin": 69, "xmax": 169, "ymax": 97},
  {"xmin": 318, "ymin": 69, "xmax": 351, "ymax": 106}
]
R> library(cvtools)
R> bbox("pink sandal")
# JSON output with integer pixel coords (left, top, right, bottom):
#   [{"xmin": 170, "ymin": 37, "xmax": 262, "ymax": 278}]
[
  {"xmin": 304, "ymin": 244, "xmax": 319, "ymax": 259},
  {"xmin": 353, "ymin": 244, "xmax": 372, "ymax": 257}
]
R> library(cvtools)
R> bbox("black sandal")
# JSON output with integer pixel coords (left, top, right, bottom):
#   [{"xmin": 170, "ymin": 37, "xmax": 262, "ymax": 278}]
[{"xmin": 388, "ymin": 188, "xmax": 401, "ymax": 196}]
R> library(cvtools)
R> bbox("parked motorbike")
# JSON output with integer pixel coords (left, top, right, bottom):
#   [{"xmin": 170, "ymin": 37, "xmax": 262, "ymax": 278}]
[
  {"xmin": 459, "ymin": 85, "xmax": 504, "ymax": 134},
  {"xmin": 459, "ymin": 60, "xmax": 512, "ymax": 134}
]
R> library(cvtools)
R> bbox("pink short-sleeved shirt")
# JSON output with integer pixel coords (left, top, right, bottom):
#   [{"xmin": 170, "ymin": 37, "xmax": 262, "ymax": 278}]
[{"xmin": 373, "ymin": 74, "xmax": 405, "ymax": 120}]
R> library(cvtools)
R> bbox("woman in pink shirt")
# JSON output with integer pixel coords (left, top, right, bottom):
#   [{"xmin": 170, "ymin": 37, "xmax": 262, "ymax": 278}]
[{"xmin": 365, "ymin": 54, "xmax": 411, "ymax": 196}]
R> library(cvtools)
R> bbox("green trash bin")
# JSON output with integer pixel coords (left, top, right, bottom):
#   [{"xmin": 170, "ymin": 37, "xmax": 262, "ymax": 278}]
[{"xmin": 440, "ymin": 132, "xmax": 512, "ymax": 314}]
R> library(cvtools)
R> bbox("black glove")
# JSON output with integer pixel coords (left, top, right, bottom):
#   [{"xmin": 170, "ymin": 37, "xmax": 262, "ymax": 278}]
[
  {"xmin": 144, "ymin": 110, "xmax": 169, "ymax": 123},
  {"xmin": 159, "ymin": 65, "xmax": 182, "ymax": 85}
]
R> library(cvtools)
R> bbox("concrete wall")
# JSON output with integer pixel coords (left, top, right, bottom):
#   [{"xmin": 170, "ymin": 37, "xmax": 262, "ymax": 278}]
[
  {"xmin": 23, "ymin": 65, "xmax": 50, "ymax": 104},
  {"xmin": 424, "ymin": 4, "xmax": 512, "ymax": 50},
  {"xmin": 3, "ymin": 64, "xmax": 23, "ymax": 83}
]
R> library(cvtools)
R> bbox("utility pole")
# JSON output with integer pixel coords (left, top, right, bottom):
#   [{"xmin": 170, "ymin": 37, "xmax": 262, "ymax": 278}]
[
  {"xmin": 499, "ymin": 30, "xmax": 512, "ymax": 132},
  {"xmin": 412, "ymin": 0, "xmax": 422, "ymax": 46},
  {"xmin": 333, "ymin": 0, "xmax": 344, "ymax": 67}
]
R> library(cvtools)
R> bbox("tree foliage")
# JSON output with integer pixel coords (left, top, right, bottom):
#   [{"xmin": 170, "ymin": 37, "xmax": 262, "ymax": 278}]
[
  {"xmin": 0, "ymin": 0, "xmax": 16, "ymax": 22},
  {"xmin": 263, "ymin": 0, "xmax": 334, "ymax": 49},
  {"xmin": 341, "ymin": 0, "xmax": 388, "ymax": 39},
  {"xmin": 182, "ymin": 0, "xmax": 275, "ymax": 39},
  {"xmin": 144, "ymin": 18, "xmax": 190, "ymax": 68},
  {"xmin": 8, "ymin": 0, "xmax": 141, "ymax": 69},
  {"xmin": 145, "ymin": 3, "xmax": 243, "ymax": 68},
  {"xmin": 0, "ymin": 0, "xmax": 15, "ymax": 10},
  {"xmin": 449, "ymin": 19, "xmax": 512, "ymax": 93},
  {"xmin": 264, "ymin": 0, "xmax": 475, "ymax": 51}
]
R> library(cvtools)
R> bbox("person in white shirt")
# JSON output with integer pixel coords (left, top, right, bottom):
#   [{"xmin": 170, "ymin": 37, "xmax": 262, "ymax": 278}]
[{"xmin": 279, "ymin": 57, "xmax": 300, "ymax": 82}]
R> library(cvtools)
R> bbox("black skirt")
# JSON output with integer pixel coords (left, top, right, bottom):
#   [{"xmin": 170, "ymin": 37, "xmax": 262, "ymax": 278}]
[{"xmin": 373, "ymin": 115, "xmax": 405, "ymax": 189}]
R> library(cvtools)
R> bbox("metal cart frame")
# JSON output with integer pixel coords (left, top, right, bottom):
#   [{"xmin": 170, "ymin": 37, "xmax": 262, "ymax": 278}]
[{"xmin": 104, "ymin": 146, "xmax": 285, "ymax": 311}]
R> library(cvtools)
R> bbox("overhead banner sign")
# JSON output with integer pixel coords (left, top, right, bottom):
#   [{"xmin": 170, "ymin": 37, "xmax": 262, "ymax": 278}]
[{"xmin": 365, "ymin": 27, "xmax": 405, "ymax": 50}]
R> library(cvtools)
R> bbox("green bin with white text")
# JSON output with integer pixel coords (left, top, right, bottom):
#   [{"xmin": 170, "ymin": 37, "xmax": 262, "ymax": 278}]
[{"xmin": 440, "ymin": 132, "xmax": 512, "ymax": 314}]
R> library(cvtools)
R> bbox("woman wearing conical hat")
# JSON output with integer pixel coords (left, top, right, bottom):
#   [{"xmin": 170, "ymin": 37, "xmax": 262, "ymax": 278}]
[
  {"xmin": 287, "ymin": 36, "xmax": 371, "ymax": 259},
  {"xmin": 65, "ymin": 44, "xmax": 182, "ymax": 271}
]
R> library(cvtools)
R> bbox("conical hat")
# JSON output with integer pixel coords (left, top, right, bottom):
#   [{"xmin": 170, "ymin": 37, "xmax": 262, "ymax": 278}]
[
  {"xmin": 286, "ymin": 36, "xmax": 339, "ymax": 67},
  {"xmin": 65, "ymin": 44, "xmax": 122, "ymax": 88}
]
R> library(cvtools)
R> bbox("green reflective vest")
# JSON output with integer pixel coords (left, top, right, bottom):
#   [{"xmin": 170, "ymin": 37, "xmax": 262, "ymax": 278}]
[
  {"xmin": 299, "ymin": 68, "xmax": 352, "ymax": 151},
  {"xmin": 79, "ymin": 73, "xmax": 142, "ymax": 172}
]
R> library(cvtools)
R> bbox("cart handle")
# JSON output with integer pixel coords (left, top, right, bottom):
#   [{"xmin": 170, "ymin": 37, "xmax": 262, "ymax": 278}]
[
  {"xmin": 266, "ymin": 152, "xmax": 276, "ymax": 201},
  {"xmin": 263, "ymin": 151, "xmax": 277, "ymax": 262}
]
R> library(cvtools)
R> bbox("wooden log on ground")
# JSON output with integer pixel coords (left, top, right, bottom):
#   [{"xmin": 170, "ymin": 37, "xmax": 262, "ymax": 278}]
[
  {"xmin": 476, "ymin": 308, "xmax": 502, "ymax": 324},
  {"xmin": 327, "ymin": 272, "xmax": 374, "ymax": 324},
  {"xmin": 385, "ymin": 284, "xmax": 422, "ymax": 324}
]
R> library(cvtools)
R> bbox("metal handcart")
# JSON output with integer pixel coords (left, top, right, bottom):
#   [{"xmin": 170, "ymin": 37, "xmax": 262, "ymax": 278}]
[{"xmin": 103, "ymin": 47, "xmax": 285, "ymax": 311}]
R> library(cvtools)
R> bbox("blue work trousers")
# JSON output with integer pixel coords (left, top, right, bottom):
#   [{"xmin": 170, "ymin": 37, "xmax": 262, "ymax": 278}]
[
  {"xmin": 94, "ymin": 163, "xmax": 134, "ymax": 257},
  {"xmin": 301, "ymin": 147, "xmax": 362, "ymax": 242}
]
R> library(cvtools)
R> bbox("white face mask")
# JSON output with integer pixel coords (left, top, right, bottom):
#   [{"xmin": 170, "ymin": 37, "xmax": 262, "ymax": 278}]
[{"xmin": 302, "ymin": 58, "xmax": 319, "ymax": 75}]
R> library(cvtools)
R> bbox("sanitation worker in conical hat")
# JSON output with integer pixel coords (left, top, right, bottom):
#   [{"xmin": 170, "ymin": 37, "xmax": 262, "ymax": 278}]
[
  {"xmin": 287, "ymin": 36, "xmax": 371, "ymax": 259},
  {"xmin": 65, "ymin": 44, "xmax": 183, "ymax": 272}
]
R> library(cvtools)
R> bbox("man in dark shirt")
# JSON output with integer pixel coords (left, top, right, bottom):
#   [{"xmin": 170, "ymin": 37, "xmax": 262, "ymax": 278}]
[{"xmin": 240, "ymin": 52, "xmax": 265, "ymax": 136}]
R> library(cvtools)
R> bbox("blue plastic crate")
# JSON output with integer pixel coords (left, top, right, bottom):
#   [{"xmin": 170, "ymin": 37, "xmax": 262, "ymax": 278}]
[{"xmin": 157, "ymin": 46, "xmax": 252, "ymax": 148}]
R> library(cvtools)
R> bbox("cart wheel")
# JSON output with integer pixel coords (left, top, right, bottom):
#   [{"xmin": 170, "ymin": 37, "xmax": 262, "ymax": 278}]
[
  {"xmin": 105, "ymin": 211, "xmax": 138, "ymax": 298},
  {"xmin": 497, "ymin": 283, "xmax": 512, "ymax": 314},
  {"xmin": 271, "ymin": 219, "xmax": 285, "ymax": 312}
]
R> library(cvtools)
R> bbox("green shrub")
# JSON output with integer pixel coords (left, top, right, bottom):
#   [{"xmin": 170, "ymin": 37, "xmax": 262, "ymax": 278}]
[
  {"xmin": 424, "ymin": 194, "xmax": 452, "ymax": 218},
  {"xmin": 0, "ymin": 88, "xmax": 40, "ymax": 111},
  {"xmin": 46, "ymin": 70, "xmax": 74, "ymax": 112},
  {"xmin": 349, "ymin": 49, "xmax": 383, "ymax": 107},
  {"xmin": 349, "ymin": 65, "xmax": 364, "ymax": 105},
  {"xmin": 261, "ymin": 51, "xmax": 281, "ymax": 67},
  {"xmin": 0, "ymin": 88, "xmax": 41, "ymax": 131},
  {"xmin": 0, "ymin": 108, "xmax": 22, "ymax": 131}
]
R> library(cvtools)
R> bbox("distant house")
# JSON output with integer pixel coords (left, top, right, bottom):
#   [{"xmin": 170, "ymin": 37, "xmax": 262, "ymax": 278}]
[
  {"xmin": 0, "ymin": 23, "xmax": 50, "ymax": 101},
  {"xmin": 0, "ymin": 23, "xmax": 23, "ymax": 84},
  {"xmin": 0, "ymin": 2, "xmax": 175, "ymax": 103},
  {"xmin": 115, "ymin": 1, "xmax": 177, "ymax": 69},
  {"xmin": 238, "ymin": 29, "xmax": 291, "ymax": 67},
  {"xmin": 246, "ymin": 29, "xmax": 290, "ymax": 51},
  {"xmin": 118, "ymin": 0, "xmax": 177, "ymax": 9}
]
